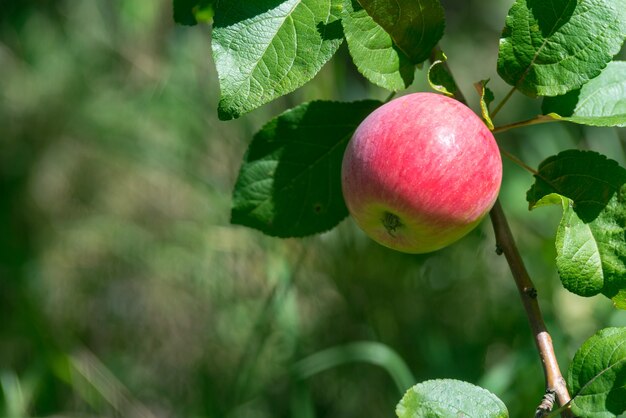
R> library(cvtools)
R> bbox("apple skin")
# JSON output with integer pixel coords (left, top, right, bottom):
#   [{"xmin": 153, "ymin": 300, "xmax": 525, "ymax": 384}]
[{"xmin": 341, "ymin": 92, "xmax": 502, "ymax": 254}]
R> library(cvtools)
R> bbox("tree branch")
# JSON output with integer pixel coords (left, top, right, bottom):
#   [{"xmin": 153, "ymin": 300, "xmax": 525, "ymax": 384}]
[
  {"xmin": 430, "ymin": 46, "xmax": 574, "ymax": 417},
  {"xmin": 492, "ymin": 115, "xmax": 556, "ymax": 133},
  {"xmin": 489, "ymin": 201, "xmax": 573, "ymax": 418},
  {"xmin": 490, "ymin": 85, "xmax": 516, "ymax": 119}
]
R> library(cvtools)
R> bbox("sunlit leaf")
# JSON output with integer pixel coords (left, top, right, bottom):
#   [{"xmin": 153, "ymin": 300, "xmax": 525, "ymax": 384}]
[
  {"xmin": 212, "ymin": 0, "xmax": 343, "ymax": 120},
  {"xmin": 341, "ymin": 0, "xmax": 414, "ymax": 91},
  {"xmin": 427, "ymin": 50, "xmax": 458, "ymax": 98},
  {"xmin": 568, "ymin": 327, "xmax": 626, "ymax": 417},
  {"xmin": 497, "ymin": 0, "xmax": 626, "ymax": 97},
  {"xmin": 527, "ymin": 150, "xmax": 626, "ymax": 307},
  {"xmin": 542, "ymin": 61, "xmax": 626, "ymax": 127},
  {"xmin": 357, "ymin": 0, "xmax": 445, "ymax": 65},
  {"xmin": 396, "ymin": 379, "xmax": 508, "ymax": 417}
]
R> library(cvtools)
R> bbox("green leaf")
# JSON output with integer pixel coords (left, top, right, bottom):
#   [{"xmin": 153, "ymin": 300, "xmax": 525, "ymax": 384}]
[
  {"xmin": 555, "ymin": 198, "xmax": 609, "ymax": 297},
  {"xmin": 231, "ymin": 100, "xmax": 381, "ymax": 237},
  {"xmin": 356, "ymin": 0, "xmax": 445, "ymax": 65},
  {"xmin": 173, "ymin": 0, "xmax": 214, "ymax": 25},
  {"xmin": 212, "ymin": 0, "xmax": 343, "ymax": 120},
  {"xmin": 474, "ymin": 79, "xmax": 495, "ymax": 130},
  {"xmin": 568, "ymin": 327, "xmax": 626, "ymax": 417},
  {"xmin": 555, "ymin": 194, "xmax": 626, "ymax": 306},
  {"xmin": 542, "ymin": 61, "xmax": 626, "ymax": 127},
  {"xmin": 497, "ymin": 0, "xmax": 626, "ymax": 97},
  {"xmin": 527, "ymin": 150, "xmax": 626, "ymax": 222},
  {"xmin": 427, "ymin": 50, "xmax": 458, "ymax": 98},
  {"xmin": 396, "ymin": 379, "xmax": 508, "ymax": 418},
  {"xmin": 613, "ymin": 290, "xmax": 626, "ymax": 310},
  {"xmin": 341, "ymin": 0, "xmax": 414, "ymax": 91},
  {"xmin": 526, "ymin": 150, "xmax": 626, "ymax": 306}
]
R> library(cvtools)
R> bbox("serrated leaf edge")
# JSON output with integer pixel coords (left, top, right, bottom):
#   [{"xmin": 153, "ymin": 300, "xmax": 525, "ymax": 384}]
[{"xmin": 569, "ymin": 329, "xmax": 626, "ymax": 413}]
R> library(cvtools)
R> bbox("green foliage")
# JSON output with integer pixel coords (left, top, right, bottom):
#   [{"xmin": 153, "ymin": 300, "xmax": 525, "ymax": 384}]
[
  {"xmin": 475, "ymin": 79, "xmax": 495, "ymax": 130},
  {"xmin": 172, "ymin": 0, "xmax": 214, "ymax": 25},
  {"xmin": 341, "ymin": 0, "xmax": 414, "ymax": 91},
  {"xmin": 568, "ymin": 327, "xmax": 626, "ymax": 417},
  {"xmin": 527, "ymin": 151, "xmax": 626, "ymax": 307},
  {"xmin": 497, "ymin": 0, "xmax": 626, "ymax": 97},
  {"xmin": 231, "ymin": 100, "xmax": 381, "ymax": 237},
  {"xmin": 527, "ymin": 150, "xmax": 626, "ymax": 222},
  {"xmin": 542, "ymin": 61, "xmax": 626, "ymax": 127},
  {"xmin": 396, "ymin": 379, "xmax": 508, "ymax": 417},
  {"xmin": 211, "ymin": 0, "xmax": 343, "ymax": 120},
  {"xmin": 356, "ymin": 0, "xmax": 445, "ymax": 65},
  {"xmin": 555, "ymin": 196, "xmax": 626, "ymax": 307},
  {"xmin": 427, "ymin": 51, "xmax": 458, "ymax": 98}
]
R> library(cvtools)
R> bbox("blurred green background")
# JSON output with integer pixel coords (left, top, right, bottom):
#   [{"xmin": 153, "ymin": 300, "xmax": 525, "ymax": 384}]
[{"xmin": 1, "ymin": 1, "xmax": 625, "ymax": 417}]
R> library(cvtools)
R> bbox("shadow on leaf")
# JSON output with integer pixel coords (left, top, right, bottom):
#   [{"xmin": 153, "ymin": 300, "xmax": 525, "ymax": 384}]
[
  {"xmin": 213, "ymin": 0, "xmax": 285, "ymax": 27},
  {"xmin": 541, "ymin": 88, "xmax": 580, "ymax": 117},
  {"xmin": 527, "ymin": 0, "xmax": 576, "ymax": 38},
  {"xmin": 317, "ymin": 19, "xmax": 344, "ymax": 41}
]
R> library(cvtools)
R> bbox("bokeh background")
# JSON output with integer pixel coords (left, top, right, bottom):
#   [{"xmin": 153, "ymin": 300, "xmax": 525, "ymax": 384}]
[{"xmin": 1, "ymin": 1, "xmax": 625, "ymax": 417}]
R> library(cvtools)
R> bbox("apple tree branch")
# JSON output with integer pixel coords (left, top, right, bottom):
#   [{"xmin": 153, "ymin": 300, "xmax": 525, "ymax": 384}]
[{"xmin": 430, "ymin": 46, "xmax": 574, "ymax": 417}]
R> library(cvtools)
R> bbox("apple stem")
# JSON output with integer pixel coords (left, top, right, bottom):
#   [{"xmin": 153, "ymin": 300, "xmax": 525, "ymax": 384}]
[{"xmin": 489, "ymin": 201, "xmax": 574, "ymax": 417}]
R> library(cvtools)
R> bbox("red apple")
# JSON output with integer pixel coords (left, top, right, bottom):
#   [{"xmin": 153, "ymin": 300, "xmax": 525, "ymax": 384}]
[{"xmin": 341, "ymin": 92, "xmax": 502, "ymax": 253}]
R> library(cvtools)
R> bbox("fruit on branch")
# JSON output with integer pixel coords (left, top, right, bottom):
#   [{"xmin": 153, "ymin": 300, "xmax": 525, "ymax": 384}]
[{"xmin": 341, "ymin": 92, "xmax": 502, "ymax": 254}]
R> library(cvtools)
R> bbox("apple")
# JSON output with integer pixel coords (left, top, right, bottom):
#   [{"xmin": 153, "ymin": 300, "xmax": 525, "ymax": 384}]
[{"xmin": 341, "ymin": 92, "xmax": 502, "ymax": 254}]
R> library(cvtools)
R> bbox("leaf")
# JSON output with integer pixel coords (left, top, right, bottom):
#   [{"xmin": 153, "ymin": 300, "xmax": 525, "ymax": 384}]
[
  {"xmin": 613, "ymin": 290, "xmax": 626, "ymax": 310},
  {"xmin": 526, "ymin": 150, "xmax": 626, "ymax": 306},
  {"xmin": 556, "ymin": 194, "xmax": 626, "ymax": 306},
  {"xmin": 341, "ymin": 0, "xmax": 414, "ymax": 91},
  {"xmin": 212, "ymin": 0, "xmax": 343, "ymax": 120},
  {"xmin": 396, "ymin": 379, "xmax": 508, "ymax": 418},
  {"xmin": 542, "ymin": 61, "xmax": 626, "ymax": 127},
  {"xmin": 555, "ymin": 198, "xmax": 608, "ymax": 297},
  {"xmin": 497, "ymin": 0, "xmax": 626, "ymax": 97},
  {"xmin": 356, "ymin": 0, "xmax": 445, "ymax": 65},
  {"xmin": 474, "ymin": 79, "xmax": 495, "ymax": 130},
  {"xmin": 527, "ymin": 150, "xmax": 626, "ymax": 222},
  {"xmin": 231, "ymin": 100, "xmax": 381, "ymax": 237},
  {"xmin": 427, "ymin": 50, "xmax": 458, "ymax": 98},
  {"xmin": 173, "ymin": 0, "xmax": 214, "ymax": 25},
  {"xmin": 568, "ymin": 327, "xmax": 626, "ymax": 417}
]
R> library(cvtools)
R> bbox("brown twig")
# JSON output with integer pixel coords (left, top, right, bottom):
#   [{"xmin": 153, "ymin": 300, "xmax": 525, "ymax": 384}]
[
  {"xmin": 490, "ymin": 85, "xmax": 516, "ymax": 119},
  {"xmin": 489, "ymin": 201, "xmax": 573, "ymax": 418},
  {"xmin": 430, "ymin": 46, "xmax": 573, "ymax": 417},
  {"xmin": 500, "ymin": 149, "xmax": 538, "ymax": 175},
  {"xmin": 492, "ymin": 115, "xmax": 557, "ymax": 133}
]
